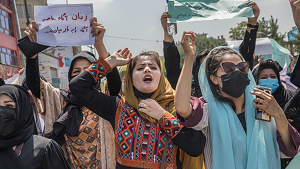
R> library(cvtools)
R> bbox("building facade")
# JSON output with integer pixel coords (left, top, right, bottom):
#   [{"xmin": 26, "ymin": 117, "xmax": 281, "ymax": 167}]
[
  {"xmin": 0, "ymin": 0, "xmax": 21, "ymax": 79},
  {"xmin": 15, "ymin": 0, "xmax": 46, "ymax": 36}
]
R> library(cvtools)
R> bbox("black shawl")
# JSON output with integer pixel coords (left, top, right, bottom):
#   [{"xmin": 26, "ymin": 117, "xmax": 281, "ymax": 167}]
[
  {"xmin": 191, "ymin": 49, "xmax": 209, "ymax": 98},
  {"xmin": 0, "ymin": 84, "xmax": 34, "ymax": 169},
  {"xmin": 45, "ymin": 89, "xmax": 82, "ymax": 146},
  {"xmin": 284, "ymin": 89, "xmax": 300, "ymax": 132}
]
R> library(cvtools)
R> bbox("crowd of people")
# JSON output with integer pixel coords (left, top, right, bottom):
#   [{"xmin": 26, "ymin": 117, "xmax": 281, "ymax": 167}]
[{"xmin": 1, "ymin": 1, "xmax": 300, "ymax": 169}]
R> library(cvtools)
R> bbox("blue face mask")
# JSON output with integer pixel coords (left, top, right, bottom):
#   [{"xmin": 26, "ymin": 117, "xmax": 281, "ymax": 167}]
[
  {"xmin": 287, "ymin": 68, "xmax": 290, "ymax": 75},
  {"xmin": 258, "ymin": 78, "xmax": 279, "ymax": 93}
]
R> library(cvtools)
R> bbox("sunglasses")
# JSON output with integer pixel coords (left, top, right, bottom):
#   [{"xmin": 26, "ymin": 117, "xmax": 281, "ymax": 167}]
[{"xmin": 213, "ymin": 62, "xmax": 249, "ymax": 74}]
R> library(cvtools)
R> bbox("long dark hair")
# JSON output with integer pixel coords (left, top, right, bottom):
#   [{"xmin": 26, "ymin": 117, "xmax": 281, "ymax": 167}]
[{"xmin": 205, "ymin": 48, "xmax": 243, "ymax": 111}]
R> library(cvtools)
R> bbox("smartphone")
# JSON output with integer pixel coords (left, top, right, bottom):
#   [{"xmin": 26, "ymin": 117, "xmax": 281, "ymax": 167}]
[
  {"xmin": 255, "ymin": 86, "xmax": 272, "ymax": 122},
  {"xmin": 167, "ymin": 22, "xmax": 177, "ymax": 35}
]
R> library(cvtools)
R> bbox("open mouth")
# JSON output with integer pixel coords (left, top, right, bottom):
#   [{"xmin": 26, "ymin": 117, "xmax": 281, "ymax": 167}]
[{"xmin": 143, "ymin": 75, "xmax": 153, "ymax": 82}]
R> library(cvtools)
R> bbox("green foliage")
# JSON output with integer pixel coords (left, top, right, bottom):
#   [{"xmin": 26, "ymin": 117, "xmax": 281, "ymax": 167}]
[
  {"xmin": 229, "ymin": 21, "xmax": 247, "ymax": 40},
  {"xmin": 160, "ymin": 56, "xmax": 167, "ymax": 77},
  {"xmin": 176, "ymin": 34, "xmax": 227, "ymax": 67},
  {"xmin": 229, "ymin": 16, "xmax": 286, "ymax": 43}
]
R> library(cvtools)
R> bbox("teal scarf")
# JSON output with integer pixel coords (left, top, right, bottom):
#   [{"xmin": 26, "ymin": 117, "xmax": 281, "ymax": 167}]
[{"xmin": 198, "ymin": 46, "xmax": 280, "ymax": 169}]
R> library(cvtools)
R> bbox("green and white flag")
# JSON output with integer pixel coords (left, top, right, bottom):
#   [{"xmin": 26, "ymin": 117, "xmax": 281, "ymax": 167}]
[
  {"xmin": 261, "ymin": 38, "xmax": 291, "ymax": 68},
  {"xmin": 168, "ymin": 0, "xmax": 254, "ymax": 23}
]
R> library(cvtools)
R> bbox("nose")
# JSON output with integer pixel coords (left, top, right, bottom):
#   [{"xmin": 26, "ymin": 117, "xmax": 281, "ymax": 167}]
[{"xmin": 144, "ymin": 66, "xmax": 151, "ymax": 73}]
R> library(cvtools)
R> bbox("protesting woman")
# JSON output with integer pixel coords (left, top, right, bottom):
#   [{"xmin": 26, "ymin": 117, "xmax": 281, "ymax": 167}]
[
  {"xmin": 23, "ymin": 18, "xmax": 119, "ymax": 168},
  {"xmin": 175, "ymin": 31, "xmax": 300, "ymax": 169},
  {"xmin": 0, "ymin": 84, "xmax": 70, "ymax": 169},
  {"xmin": 69, "ymin": 48, "xmax": 206, "ymax": 168}
]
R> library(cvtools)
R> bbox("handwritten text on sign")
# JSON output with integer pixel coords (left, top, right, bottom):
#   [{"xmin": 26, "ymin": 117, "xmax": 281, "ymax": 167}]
[
  {"xmin": 168, "ymin": 0, "xmax": 254, "ymax": 23},
  {"xmin": 34, "ymin": 4, "xmax": 94, "ymax": 46}
]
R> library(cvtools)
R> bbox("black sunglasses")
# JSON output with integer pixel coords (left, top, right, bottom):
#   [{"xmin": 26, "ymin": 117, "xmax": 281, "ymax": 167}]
[{"xmin": 213, "ymin": 62, "xmax": 249, "ymax": 74}]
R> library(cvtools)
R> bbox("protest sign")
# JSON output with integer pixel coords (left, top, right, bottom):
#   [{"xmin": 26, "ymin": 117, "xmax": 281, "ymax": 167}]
[
  {"xmin": 168, "ymin": 0, "xmax": 254, "ymax": 23},
  {"xmin": 227, "ymin": 38, "xmax": 273, "ymax": 56},
  {"xmin": 34, "ymin": 4, "xmax": 94, "ymax": 46},
  {"xmin": 261, "ymin": 38, "xmax": 291, "ymax": 68},
  {"xmin": 5, "ymin": 69, "xmax": 25, "ymax": 85}
]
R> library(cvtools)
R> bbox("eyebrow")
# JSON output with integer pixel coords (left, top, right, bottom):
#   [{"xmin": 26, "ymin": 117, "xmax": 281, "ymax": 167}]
[
  {"xmin": 4, "ymin": 101, "xmax": 14, "ymax": 103},
  {"xmin": 73, "ymin": 67, "xmax": 81, "ymax": 70},
  {"xmin": 137, "ymin": 63, "xmax": 156, "ymax": 66}
]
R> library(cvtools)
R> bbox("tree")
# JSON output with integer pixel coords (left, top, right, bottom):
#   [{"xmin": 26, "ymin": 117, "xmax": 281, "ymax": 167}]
[
  {"xmin": 229, "ymin": 16, "xmax": 286, "ymax": 43},
  {"xmin": 176, "ymin": 34, "xmax": 227, "ymax": 67},
  {"xmin": 268, "ymin": 16, "xmax": 286, "ymax": 42},
  {"xmin": 160, "ymin": 56, "xmax": 167, "ymax": 77},
  {"xmin": 229, "ymin": 21, "xmax": 247, "ymax": 40}
]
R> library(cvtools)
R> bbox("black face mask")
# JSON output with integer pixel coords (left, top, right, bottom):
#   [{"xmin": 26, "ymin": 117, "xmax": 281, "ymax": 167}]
[
  {"xmin": 0, "ymin": 106, "xmax": 17, "ymax": 137},
  {"xmin": 69, "ymin": 75, "xmax": 78, "ymax": 82},
  {"xmin": 221, "ymin": 71, "xmax": 250, "ymax": 98}
]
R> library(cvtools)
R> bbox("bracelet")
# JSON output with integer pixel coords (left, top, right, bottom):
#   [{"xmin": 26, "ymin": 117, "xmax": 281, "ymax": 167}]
[{"xmin": 247, "ymin": 22, "xmax": 259, "ymax": 29}]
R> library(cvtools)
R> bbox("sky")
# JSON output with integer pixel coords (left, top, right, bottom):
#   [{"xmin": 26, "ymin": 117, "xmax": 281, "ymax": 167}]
[{"xmin": 46, "ymin": 0, "xmax": 296, "ymax": 57}]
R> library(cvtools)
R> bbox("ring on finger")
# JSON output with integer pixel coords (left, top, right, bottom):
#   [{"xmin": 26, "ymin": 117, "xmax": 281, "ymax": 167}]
[
  {"xmin": 260, "ymin": 99, "xmax": 264, "ymax": 104},
  {"xmin": 143, "ymin": 103, "xmax": 146, "ymax": 108}
]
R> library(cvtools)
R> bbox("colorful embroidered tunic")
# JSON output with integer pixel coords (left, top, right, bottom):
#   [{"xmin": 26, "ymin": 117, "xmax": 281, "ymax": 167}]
[
  {"xmin": 26, "ymin": 56, "xmax": 118, "ymax": 169},
  {"xmin": 69, "ymin": 58, "xmax": 206, "ymax": 169}
]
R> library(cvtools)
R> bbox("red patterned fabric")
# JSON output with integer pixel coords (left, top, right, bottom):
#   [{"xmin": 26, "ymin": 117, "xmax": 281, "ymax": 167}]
[
  {"xmin": 86, "ymin": 57, "xmax": 112, "ymax": 80},
  {"xmin": 158, "ymin": 112, "xmax": 181, "ymax": 139},
  {"xmin": 114, "ymin": 98, "xmax": 183, "ymax": 169}
]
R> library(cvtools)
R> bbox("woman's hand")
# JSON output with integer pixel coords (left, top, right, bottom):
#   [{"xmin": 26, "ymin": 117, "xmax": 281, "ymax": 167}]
[
  {"xmin": 290, "ymin": 0, "xmax": 300, "ymax": 28},
  {"xmin": 90, "ymin": 17, "xmax": 105, "ymax": 43},
  {"xmin": 251, "ymin": 88, "xmax": 296, "ymax": 152},
  {"xmin": 251, "ymin": 88, "xmax": 284, "ymax": 119},
  {"xmin": 105, "ymin": 48, "xmax": 132, "ymax": 68},
  {"xmin": 161, "ymin": 12, "xmax": 173, "ymax": 43},
  {"xmin": 247, "ymin": 1, "xmax": 260, "ymax": 25},
  {"xmin": 23, "ymin": 21, "xmax": 39, "ymax": 59},
  {"xmin": 161, "ymin": 12, "xmax": 171, "ymax": 33},
  {"xmin": 18, "ymin": 68, "xmax": 25, "ymax": 75},
  {"xmin": 23, "ymin": 21, "xmax": 38, "ymax": 43},
  {"xmin": 139, "ymin": 99, "xmax": 166, "ymax": 120},
  {"xmin": 180, "ymin": 31, "xmax": 196, "ymax": 58}
]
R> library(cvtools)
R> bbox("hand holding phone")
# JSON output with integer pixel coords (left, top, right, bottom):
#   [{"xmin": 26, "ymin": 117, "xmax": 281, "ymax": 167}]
[{"xmin": 254, "ymin": 86, "xmax": 272, "ymax": 122}]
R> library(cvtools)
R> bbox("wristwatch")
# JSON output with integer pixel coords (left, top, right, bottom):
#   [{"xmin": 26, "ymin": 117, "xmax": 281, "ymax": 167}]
[{"xmin": 247, "ymin": 22, "xmax": 259, "ymax": 29}]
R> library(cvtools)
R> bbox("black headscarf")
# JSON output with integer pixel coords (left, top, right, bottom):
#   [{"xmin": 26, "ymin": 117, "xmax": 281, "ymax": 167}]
[
  {"xmin": 0, "ymin": 78, "xmax": 4, "ymax": 86},
  {"xmin": 46, "ymin": 51, "xmax": 97, "ymax": 145},
  {"xmin": 252, "ymin": 60, "xmax": 295, "ymax": 109},
  {"xmin": 290, "ymin": 54, "xmax": 300, "ymax": 88},
  {"xmin": 284, "ymin": 88, "xmax": 300, "ymax": 132},
  {"xmin": 191, "ymin": 49, "xmax": 209, "ymax": 97},
  {"xmin": 0, "ymin": 85, "xmax": 34, "ymax": 148},
  {"xmin": 68, "ymin": 51, "xmax": 96, "ymax": 82}
]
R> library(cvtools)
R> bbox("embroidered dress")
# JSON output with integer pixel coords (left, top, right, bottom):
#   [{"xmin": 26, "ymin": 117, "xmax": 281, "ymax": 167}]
[
  {"xmin": 26, "ymin": 56, "xmax": 117, "ymax": 169},
  {"xmin": 115, "ymin": 98, "xmax": 181, "ymax": 169}
]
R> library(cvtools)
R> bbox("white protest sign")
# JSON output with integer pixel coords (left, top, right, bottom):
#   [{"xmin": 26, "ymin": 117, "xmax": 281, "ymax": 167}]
[
  {"xmin": 35, "ymin": 4, "xmax": 94, "ymax": 46},
  {"xmin": 226, "ymin": 38, "xmax": 273, "ymax": 56}
]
